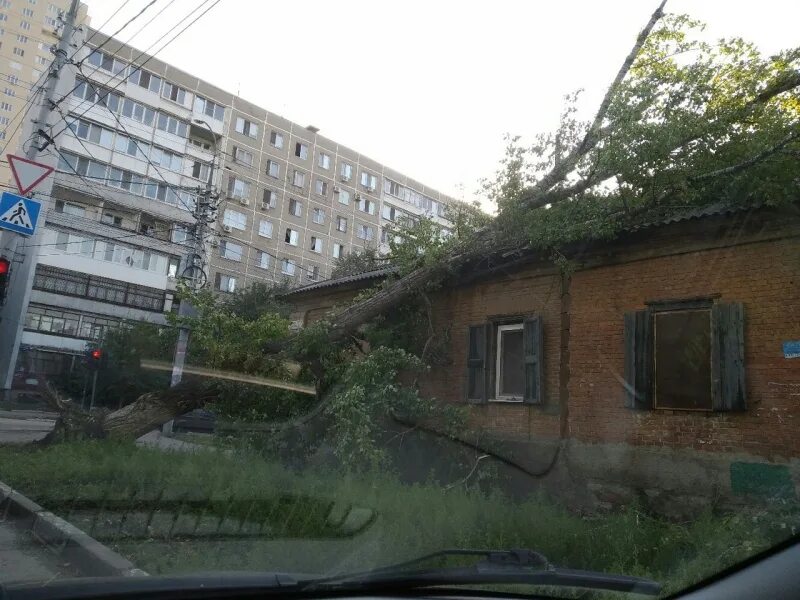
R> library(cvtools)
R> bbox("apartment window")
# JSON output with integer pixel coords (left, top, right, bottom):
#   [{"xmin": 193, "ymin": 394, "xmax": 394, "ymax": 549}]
[
  {"xmin": 307, "ymin": 265, "xmax": 320, "ymax": 281},
  {"xmin": 281, "ymin": 258, "xmax": 296, "ymax": 276},
  {"xmin": 258, "ymin": 219, "xmax": 273, "ymax": 238},
  {"xmin": 262, "ymin": 189, "xmax": 277, "ymax": 209},
  {"xmin": 357, "ymin": 197, "xmax": 375, "ymax": 215},
  {"xmin": 3, "ymin": 87, "xmax": 13, "ymax": 96},
  {"xmin": 465, "ymin": 317, "xmax": 543, "ymax": 404},
  {"xmin": 266, "ymin": 159, "xmax": 280, "ymax": 178},
  {"xmin": 191, "ymin": 160, "xmax": 211, "ymax": 181},
  {"xmin": 129, "ymin": 68, "xmax": 162, "ymax": 93},
  {"xmin": 19, "ymin": 21, "xmax": 30, "ymax": 31},
  {"xmin": 270, "ymin": 130, "xmax": 283, "ymax": 149},
  {"xmin": 161, "ymin": 81, "xmax": 189, "ymax": 106},
  {"xmin": 156, "ymin": 112, "xmax": 188, "ymax": 138},
  {"xmin": 311, "ymin": 207, "xmax": 325, "ymax": 225},
  {"xmin": 336, "ymin": 216, "xmax": 347, "ymax": 233},
  {"xmin": 337, "ymin": 189, "xmax": 351, "ymax": 205},
  {"xmin": 54, "ymin": 200, "xmax": 85, "ymax": 217},
  {"xmin": 314, "ymin": 179, "xmax": 328, "ymax": 196},
  {"xmin": 222, "ymin": 209, "xmax": 247, "ymax": 230},
  {"xmin": 360, "ymin": 171, "xmax": 377, "ymax": 191},
  {"xmin": 284, "ymin": 228, "xmax": 299, "ymax": 246},
  {"xmin": 71, "ymin": 118, "xmax": 114, "ymax": 149},
  {"xmin": 34, "ymin": 55, "xmax": 48, "ymax": 66},
  {"xmin": 385, "ymin": 179, "xmax": 403, "ymax": 197},
  {"xmin": 120, "ymin": 97, "xmax": 155, "ymax": 126},
  {"xmin": 215, "ymin": 272, "xmax": 237, "ymax": 293},
  {"xmin": 12, "ymin": 46, "xmax": 23, "ymax": 56},
  {"xmin": 235, "ymin": 116, "xmax": 258, "ymax": 138},
  {"xmin": 340, "ymin": 162, "xmax": 352, "ymax": 181},
  {"xmin": 43, "ymin": 15, "xmax": 56, "ymax": 27},
  {"xmin": 233, "ymin": 146, "xmax": 254, "ymax": 167},
  {"xmin": 294, "ymin": 142, "xmax": 308, "ymax": 159},
  {"xmin": 15, "ymin": 34, "xmax": 27, "ymax": 43},
  {"xmin": 382, "ymin": 204, "xmax": 396, "ymax": 221},
  {"xmin": 332, "ymin": 243, "xmax": 344, "ymax": 259},
  {"xmin": 309, "ymin": 236, "xmax": 322, "ymax": 253},
  {"xmin": 101, "ymin": 212, "xmax": 123, "ymax": 227},
  {"xmin": 292, "ymin": 170, "xmax": 305, "ymax": 188},
  {"xmin": 193, "ymin": 95, "xmax": 225, "ymax": 120},
  {"xmin": 318, "ymin": 152, "xmax": 331, "ymax": 169},
  {"xmin": 22, "ymin": 8, "xmax": 33, "ymax": 16},
  {"xmin": 356, "ymin": 224, "xmax": 374, "ymax": 241},
  {"xmin": 256, "ymin": 251, "xmax": 272, "ymax": 270},
  {"xmin": 219, "ymin": 240, "xmax": 243, "ymax": 262},
  {"xmin": 226, "ymin": 177, "xmax": 251, "ymax": 201},
  {"xmin": 150, "ymin": 146, "xmax": 183, "ymax": 171},
  {"xmin": 171, "ymin": 224, "xmax": 191, "ymax": 244}
]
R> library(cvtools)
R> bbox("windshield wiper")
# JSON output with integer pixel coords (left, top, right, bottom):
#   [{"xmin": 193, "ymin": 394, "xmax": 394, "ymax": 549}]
[{"xmin": 302, "ymin": 548, "xmax": 662, "ymax": 596}]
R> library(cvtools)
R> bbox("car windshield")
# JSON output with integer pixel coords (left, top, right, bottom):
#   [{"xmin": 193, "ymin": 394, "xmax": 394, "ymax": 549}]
[{"xmin": 0, "ymin": 0, "xmax": 798, "ymax": 598}]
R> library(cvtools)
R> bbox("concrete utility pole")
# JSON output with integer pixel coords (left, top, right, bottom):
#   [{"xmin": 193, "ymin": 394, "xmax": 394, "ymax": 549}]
[
  {"xmin": 163, "ymin": 119, "xmax": 216, "ymax": 433},
  {"xmin": 0, "ymin": 0, "xmax": 83, "ymax": 395}
]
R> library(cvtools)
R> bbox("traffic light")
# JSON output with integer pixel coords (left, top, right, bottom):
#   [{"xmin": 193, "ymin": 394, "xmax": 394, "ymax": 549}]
[
  {"xmin": 0, "ymin": 256, "xmax": 9, "ymax": 304},
  {"xmin": 84, "ymin": 347, "xmax": 104, "ymax": 370}
]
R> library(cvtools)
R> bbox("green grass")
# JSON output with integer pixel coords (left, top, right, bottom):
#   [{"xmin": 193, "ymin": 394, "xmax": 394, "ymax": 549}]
[{"xmin": 0, "ymin": 440, "xmax": 797, "ymax": 597}]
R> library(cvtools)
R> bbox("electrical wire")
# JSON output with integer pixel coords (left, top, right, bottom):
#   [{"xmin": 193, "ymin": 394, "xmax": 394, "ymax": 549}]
[{"xmin": 76, "ymin": 0, "xmax": 133, "ymax": 54}]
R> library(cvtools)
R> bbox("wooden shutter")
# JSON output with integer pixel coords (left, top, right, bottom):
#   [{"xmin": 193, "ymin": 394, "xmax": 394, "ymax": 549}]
[
  {"xmin": 523, "ymin": 316, "xmax": 543, "ymax": 404},
  {"xmin": 711, "ymin": 302, "xmax": 746, "ymax": 411},
  {"xmin": 465, "ymin": 324, "xmax": 489, "ymax": 404},
  {"xmin": 623, "ymin": 309, "xmax": 653, "ymax": 409}
]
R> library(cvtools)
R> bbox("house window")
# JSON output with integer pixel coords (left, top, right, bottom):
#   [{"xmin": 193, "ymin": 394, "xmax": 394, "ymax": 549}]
[
  {"xmin": 315, "ymin": 179, "xmax": 328, "ymax": 196},
  {"xmin": 295, "ymin": 142, "xmax": 308, "ymax": 159},
  {"xmin": 285, "ymin": 228, "xmax": 299, "ymax": 246},
  {"xmin": 288, "ymin": 198, "xmax": 302, "ymax": 217},
  {"xmin": 266, "ymin": 159, "xmax": 280, "ymax": 178},
  {"xmin": 318, "ymin": 152, "xmax": 331, "ymax": 169},
  {"xmin": 193, "ymin": 95, "xmax": 225, "ymax": 120},
  {"xmin": 219, "ymin": 240, "xmax": 243, "ymax": 262},
  {"xmin": 281, "ymin": 258, "xmax": 296, "ymax": 276},
  {"xmin": 161, "ymin": 81, "xmax": 189, "ymax": 106},
  {"xmin": 12, "ymin": 46, "xmax": 23, "ymax": 56},
  {"xmin": 270, "ymin": 130, "xmax": 283, "ymax": 149},
  {"xmin": 235, "ymin": 116, "xmax": 258, "ymax": 138},
  {"xmin": 340, "ymin": 162, "xmax": 352, "ymax": 181},
  {"xmin": 309, "ymin": 236, "xmax": 322, "ymax": 253},
  {"xmin": 130, "ymin": 68, "xmax": 162, "ymax": 93},
  {"xmin": 258, "ymin": 219, "xmax": 273, "ymax": 238},
  {"xmin": 360, "ymin": 171, "xmax": 377, "ymax": 191},
  {"xmin": 227, "ymin": 177, "xmax": 251, "ymax": 200},
  {"xmin": 624, "ymin": 301, "xmax": 746, "ymax": 412},
  {"xmin": 332, "ymin": 243, "xmax": 344, "ymax": 259},
  {"xmin": 385, "ymin": 179, "xmax": 403, "ymax": 197},
  {"xmin": 171, "ymin": 224, "xmax": 191, "ymax": 243},
  {"xmin": 382, "ymin": 204, "xmax": 397, "ymax": 221},
  {"xmin": 192, "ymin": 161, "xmax": 211, "ymax": 181},
  {"xmin": 312, "ymin": 207, "xmax": 325, "ymax": 224},
  {"xmin": 257, "ymin": 251, "xmax": 272, "ymax": 270},
  {"xmin": 338, "ymin": 189, "xmax": 350, "ymax": 205},
  {"xmin": 215, "ymin": 272, "xmax": 237, "ymax": 293},
  {"xmin": 222, "ymin": 209, "xmax": 247, "ymax": 230},
  {"xmin": 292, "ymin": 170, "xmax": 305, "ymax": 188},
  {"xmin": 233, "ymin": 146, "xmax": 254, "ymax": 167},
  {"xmin": 336, "ymin": 216, "xmax": 347, "ymax": 233},
  {"xmin": 465, "ymin": 317, "xmax": 543, "ymax": 404}
]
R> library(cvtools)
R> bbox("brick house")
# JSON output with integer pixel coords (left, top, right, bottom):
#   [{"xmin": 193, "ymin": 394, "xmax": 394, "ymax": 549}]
[{"xmin": 285, "ymin": 204, "xmax": 800, "ymax": 512}]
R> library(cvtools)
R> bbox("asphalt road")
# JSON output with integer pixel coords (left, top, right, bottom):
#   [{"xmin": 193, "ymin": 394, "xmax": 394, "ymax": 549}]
[
  {"xmin": 0, "ymin": 416, "xmax": 54, "ymax": 445},
  {"xmin": 0, "ymin": 519, "xmax": 70, "ymax": 584}
]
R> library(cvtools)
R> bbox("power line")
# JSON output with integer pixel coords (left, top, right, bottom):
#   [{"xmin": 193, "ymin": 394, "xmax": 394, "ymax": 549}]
[
  {"xmin": 74, "ymin": 0, "xmax": 158, "ymax": 68},
  {"xmin": 76, "ymin": 0, "xmax": 133, "ymax": 54}
]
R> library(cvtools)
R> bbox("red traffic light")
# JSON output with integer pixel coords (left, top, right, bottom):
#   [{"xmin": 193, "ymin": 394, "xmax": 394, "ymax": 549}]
[
  {"xmin": 0, "ymin": 257, "xmax": 9, "ymax": 275},
  {"xmin": 90, "ymin": 349, "xmax": 102, "ymax": 360}
]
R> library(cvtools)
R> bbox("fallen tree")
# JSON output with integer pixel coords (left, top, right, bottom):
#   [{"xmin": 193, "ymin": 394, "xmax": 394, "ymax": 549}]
[{"xmin": 33, "ymin": 0, "xmax": 800, "ymax": 443}]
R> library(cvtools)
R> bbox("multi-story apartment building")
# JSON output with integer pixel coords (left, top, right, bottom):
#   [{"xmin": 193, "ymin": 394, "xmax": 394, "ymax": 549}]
[
  {"xmin": 0, "ymin": 0, "xmax": 89, "ymax": 186},
  {"xmin": 10, "ymin": 22, "xmax": 457, "ymax": 374}
]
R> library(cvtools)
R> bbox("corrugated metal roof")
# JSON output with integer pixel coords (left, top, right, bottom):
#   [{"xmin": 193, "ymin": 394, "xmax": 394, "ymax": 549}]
[{"xmin": 283, "ymin": 266, "xmax": 398, "ymax": 296}]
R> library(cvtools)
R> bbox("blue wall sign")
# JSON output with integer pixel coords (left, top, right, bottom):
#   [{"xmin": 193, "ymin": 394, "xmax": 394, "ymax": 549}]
[
  {"xmin": 783, "ymin": 341, "xmax": 800, "ymax": 359},
  {"xmin": 0, "ymin": 191, "xmax": 41, "ymax": 236}
]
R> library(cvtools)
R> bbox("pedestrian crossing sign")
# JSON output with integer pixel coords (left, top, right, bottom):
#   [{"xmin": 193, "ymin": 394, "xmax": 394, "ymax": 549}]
[{"xmin": 0, "ymin": 191, "xmax": 41, "ymax": 236}]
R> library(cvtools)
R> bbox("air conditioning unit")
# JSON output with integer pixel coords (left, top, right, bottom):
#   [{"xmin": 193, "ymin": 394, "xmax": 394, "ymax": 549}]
[
  {"xmin": 239, "ymin": 198, "xmax": 250, "ymax": 206},
  {"xmin": 210, "ymin": 239, "xmax": 219, "ymax": 249},
  {"xmin": 222, "ymin": 224, "xmax": 232, "ymax": 233},
  {"xmin": 367, "ymin": 185, "xmax": 376, "ymax": 193},
  {"xmin": 333, "ymin": 186, "xmax": 340, "ymax": 193},
  {"xmin": 340, "ymin": 175, "xmax": 350, "ymax": 183},
  {"xmin": 261, "ymin": 201, "xmax": 271, "ymax": 210}
]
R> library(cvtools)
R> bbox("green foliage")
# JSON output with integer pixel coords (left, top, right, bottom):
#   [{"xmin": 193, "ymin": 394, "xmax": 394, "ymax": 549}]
[
  {"xmin": 224, "ymin": 280, "xmax": 292, "ymax": 321},
  {"xmin": 330, "ymin": 247, "xmax": 384, "ymax": 278},
  {"xmin": 326, "ymin": 347, "xmax": 462, "ymax": 470},
  {"xmin": 482, "ymin": 15, "xmax": 799, "ymax": 256},
  {"xmin": 1, "ymin": 440, "xmax": 798, "ymax": 593}
]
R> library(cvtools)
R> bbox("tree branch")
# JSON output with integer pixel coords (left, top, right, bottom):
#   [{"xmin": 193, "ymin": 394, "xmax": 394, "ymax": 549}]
[{"xmin": 687, "ymin": 131, "xmax": 800, "ymax": 182}]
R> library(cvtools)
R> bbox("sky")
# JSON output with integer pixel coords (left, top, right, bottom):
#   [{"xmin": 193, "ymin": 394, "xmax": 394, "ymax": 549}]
[{"xmin": 83, "ymin": 0, "xmax": 799, "ymax": 208}]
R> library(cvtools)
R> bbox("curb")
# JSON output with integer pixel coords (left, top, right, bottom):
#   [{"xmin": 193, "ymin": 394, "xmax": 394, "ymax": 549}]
[{"xmin": 0, "ymin": 481, "xmax": 147, "ymax": 577}]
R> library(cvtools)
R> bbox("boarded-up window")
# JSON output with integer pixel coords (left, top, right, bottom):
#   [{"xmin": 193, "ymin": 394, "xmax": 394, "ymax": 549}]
[{"xmin": 654, "ymin": 310, "xmax": 712, "ymax": 410}]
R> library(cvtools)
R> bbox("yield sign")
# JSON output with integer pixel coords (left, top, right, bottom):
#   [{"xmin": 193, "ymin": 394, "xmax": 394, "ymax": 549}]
[{"xmin": 7, "ymin": 154, "xmax": 54, "ymax": 195}]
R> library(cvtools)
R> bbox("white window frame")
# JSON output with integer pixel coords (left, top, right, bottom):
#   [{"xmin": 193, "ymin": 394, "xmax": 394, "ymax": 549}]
[
  {"xmin": 270, "ymin": 130, "xmax": 284, "ymax": 149},
  {"xmin": 258, "ymin": 219, "xmax": 273, "ymax": 238},
  {"xmin": 318, "ymin": 152, "xmax": 331, "ymax": 169},
  {"xmin": 312, "ymin": 207, "xmax": 325, "ymax": 224},
  {"xmin": 494, "ymin": 323, "xmax": 525, "ymax": 402}
]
